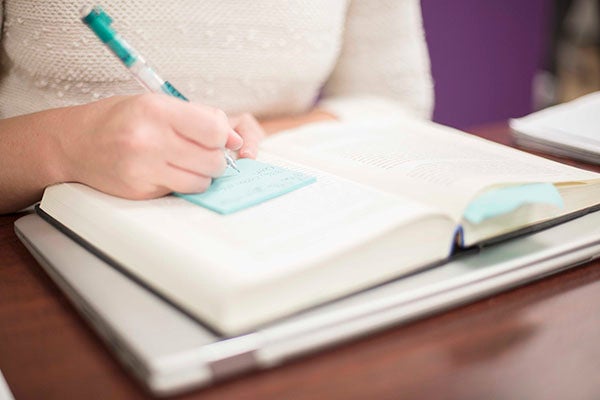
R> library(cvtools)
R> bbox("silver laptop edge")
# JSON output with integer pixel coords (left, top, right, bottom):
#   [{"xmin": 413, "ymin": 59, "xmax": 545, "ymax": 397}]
[{"xmin": 14, "ymin": 211, "xmax": 600, "ymax": 396}]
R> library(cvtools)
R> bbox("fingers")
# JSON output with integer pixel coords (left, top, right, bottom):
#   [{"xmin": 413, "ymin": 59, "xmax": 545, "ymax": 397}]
[
  {"xmin": 156, "ymin": 95, "xmax": 231, "ymax": 150},
  {"xmin": 168, "ymin": 132, "xmax": 227, "ymax": 178},
  {"xmin": 163, "ymin": 163, "xmax": 212, "ymax": 194},
  {"xmin": 229, "ymin": 113, "xmax": 265, "ymax": 159}
]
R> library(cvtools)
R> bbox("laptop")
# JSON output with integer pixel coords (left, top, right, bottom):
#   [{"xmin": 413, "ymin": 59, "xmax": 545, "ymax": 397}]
[{"xmin": 14, "ymin": 210, "xmax": 600, "ymax": 396}]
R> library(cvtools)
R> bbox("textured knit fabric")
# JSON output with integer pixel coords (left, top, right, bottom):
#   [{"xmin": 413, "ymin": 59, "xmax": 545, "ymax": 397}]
[{"xmin": 0, "ymin": 0, "xmax": 433, "ymax": 121}]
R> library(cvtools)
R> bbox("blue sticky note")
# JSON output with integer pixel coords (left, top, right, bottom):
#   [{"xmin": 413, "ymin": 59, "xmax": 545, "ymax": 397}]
[
  {"xmin": 463, "ymin": 183, "xmax": 564, "ymax": 224},
  {"xmin": 175, "ymin": 159, "xmax": 316, "ymax": 214}
]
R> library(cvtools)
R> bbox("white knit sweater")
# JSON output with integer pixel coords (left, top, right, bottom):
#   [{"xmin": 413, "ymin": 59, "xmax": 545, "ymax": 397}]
[{"xmin": 0, "ymin": 0, "xmax": 433, "ymax": 121}]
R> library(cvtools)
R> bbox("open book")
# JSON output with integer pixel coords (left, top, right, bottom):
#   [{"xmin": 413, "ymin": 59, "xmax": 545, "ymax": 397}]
[{"xmin": 39, "ymin": 117, "xmax": 600, "ymax": 334}]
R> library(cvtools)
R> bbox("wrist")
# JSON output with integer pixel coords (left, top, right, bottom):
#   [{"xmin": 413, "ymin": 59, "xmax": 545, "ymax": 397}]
[{"xmin": 39, "ymin": 105, "xmax": 80, "ymax": 185}]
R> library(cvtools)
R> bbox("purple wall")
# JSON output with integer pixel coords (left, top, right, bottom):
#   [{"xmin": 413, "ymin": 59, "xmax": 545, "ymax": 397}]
[{"xmin": 421, "ymin": 0, "xmax": 550, "ymax": 129}]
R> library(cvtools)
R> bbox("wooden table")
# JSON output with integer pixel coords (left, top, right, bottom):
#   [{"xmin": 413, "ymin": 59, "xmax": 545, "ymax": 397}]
[{"xmin": 1, "ymin": 123, "xmax": 599, "ymax": 400}]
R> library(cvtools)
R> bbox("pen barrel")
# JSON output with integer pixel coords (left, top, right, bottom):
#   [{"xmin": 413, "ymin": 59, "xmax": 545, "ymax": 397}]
[{"xmin": 128, "ymin": 60, "xmax": 165, "ymax": 93}]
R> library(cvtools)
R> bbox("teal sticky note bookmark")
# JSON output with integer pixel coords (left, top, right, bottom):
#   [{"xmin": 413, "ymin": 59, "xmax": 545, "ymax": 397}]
[
  {"xmin": 175, "ymin": 159, "xmax": 316, "ymax": 214},
  {"xmin": 463, "ymin": 183, "xmax": 564, "ymax": 224}
]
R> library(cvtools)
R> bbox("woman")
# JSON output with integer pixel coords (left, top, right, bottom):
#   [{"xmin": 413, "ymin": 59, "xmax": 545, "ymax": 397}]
[{"xmin": 0, "ymin": 0, "xmax": 432, "ymax": 213}]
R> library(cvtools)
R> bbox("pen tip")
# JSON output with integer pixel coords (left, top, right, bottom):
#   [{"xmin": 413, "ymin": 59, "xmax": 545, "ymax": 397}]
[{"xmin": 224, "ymin": 151, "xmax": 240, "ymax": 172}]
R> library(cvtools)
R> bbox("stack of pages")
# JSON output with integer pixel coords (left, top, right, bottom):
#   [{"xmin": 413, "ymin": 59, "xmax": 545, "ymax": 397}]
[
  {"xmin": 510, "ymin": 91, "xmax": 600, "ymax": 164},
  {"xmin": 39, "ymin": 117, "xmax": 600, "ymax": 334}
]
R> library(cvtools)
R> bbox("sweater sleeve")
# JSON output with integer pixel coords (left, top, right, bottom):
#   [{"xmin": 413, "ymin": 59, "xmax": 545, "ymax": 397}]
[{"xmin": 317, "ymin": 0, "xmax": 434, "ymax": 121}]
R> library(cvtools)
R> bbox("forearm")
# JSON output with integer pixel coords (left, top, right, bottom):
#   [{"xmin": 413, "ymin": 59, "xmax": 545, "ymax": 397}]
[
  {"xmin": 0, "ymin": 109, "xmax": 68, "ymax": 214},
  {"xmin": 260, "ymin": 108, "xmax": 337, "ymax": 135}
]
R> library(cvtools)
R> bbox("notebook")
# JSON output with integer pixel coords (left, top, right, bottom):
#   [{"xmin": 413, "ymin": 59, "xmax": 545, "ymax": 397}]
[
  {"xmin": 510, "ymin": 91, "xmax": 600, "ymax": 164},
  {"xmin": 38, "ymin": 116, "xmax": 600, "ymax": 334}
]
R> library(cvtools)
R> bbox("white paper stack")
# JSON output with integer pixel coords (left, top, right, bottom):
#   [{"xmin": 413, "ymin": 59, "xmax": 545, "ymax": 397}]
[{"xmin": 510, "ymin": 91, "xmax": 600, "ymax": 164}]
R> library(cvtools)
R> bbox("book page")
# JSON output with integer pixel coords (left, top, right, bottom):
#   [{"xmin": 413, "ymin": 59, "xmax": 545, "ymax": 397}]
[{"xmin": 262, "ymin": 118, "xmax": 600, "ymax": 220}]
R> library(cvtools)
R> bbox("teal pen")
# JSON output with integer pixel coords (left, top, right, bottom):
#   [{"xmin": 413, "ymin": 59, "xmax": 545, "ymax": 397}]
[{"xmin": 80, "ymin": 5, "xmax": 240, "ymax": 173}]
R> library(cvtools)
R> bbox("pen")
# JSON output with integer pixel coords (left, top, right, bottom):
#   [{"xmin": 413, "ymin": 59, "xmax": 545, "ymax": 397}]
[{"xmin": 80, "ymin": 5, "xmax": 240, "ymax": 173}]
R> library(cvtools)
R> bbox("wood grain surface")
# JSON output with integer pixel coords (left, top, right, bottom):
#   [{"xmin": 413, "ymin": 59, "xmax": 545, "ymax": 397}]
[{"xmin": 1, "ymin": 124, "xmax": 599, "ymax": 400}]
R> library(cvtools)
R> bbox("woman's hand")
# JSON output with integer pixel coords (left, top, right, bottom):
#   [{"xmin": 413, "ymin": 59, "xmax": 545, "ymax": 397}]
[{"xmin": 60, "ymin": 94, "xmax": 244, "ymax": 200}]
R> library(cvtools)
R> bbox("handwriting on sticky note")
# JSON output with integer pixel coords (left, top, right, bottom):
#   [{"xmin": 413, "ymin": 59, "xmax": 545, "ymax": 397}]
[{"xmin": 175, "ymin": 159, "xmax": 316, "ymax": 214}]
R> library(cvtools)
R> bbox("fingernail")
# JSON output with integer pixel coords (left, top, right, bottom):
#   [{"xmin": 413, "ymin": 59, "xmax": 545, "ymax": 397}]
[
  {"xmin": 230, "ymin": 129, "xmax": 243, "ymax": 150},
  {"xmin": 230, "ymin": 128, "xmax": 242, "ymax": 140}
]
